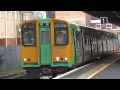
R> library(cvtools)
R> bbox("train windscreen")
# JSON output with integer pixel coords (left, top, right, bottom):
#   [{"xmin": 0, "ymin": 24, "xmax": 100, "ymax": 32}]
[
  {"xmin": 21, "ymin": 23, "xmax": 36, "ymax": 46},
  {"xmin": 54, "ymin": 22, "xmax": 68, "ymax": 46}
]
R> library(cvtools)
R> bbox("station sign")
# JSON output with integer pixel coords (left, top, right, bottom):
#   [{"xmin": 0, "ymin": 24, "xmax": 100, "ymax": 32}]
[{"xmin": 100, "ymin": 17, "xmax": 108, "ymax": 24}]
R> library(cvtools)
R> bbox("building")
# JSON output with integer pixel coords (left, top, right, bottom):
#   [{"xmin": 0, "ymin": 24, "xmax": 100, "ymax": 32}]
[
  {"xmin": 46, "ymin": 11, "xmax": 91, "ymax": 26},
  {"xmin": 90, "ymin": 16, "xmax": 120, "ymax": 30},
  {"xmin": 2, "ymin": 11, "xmax": 119, "ymax": 46},
  {"xmin": 0, "ymin": 11, "xmax": 32, "ymax": 46},
  {"xmin": 46, "ymin": 11, "xmax": 55, "ymax": 18},
  {"xmin": 46, "ymin": 11, "xmax": 120, "ymax": 30}
]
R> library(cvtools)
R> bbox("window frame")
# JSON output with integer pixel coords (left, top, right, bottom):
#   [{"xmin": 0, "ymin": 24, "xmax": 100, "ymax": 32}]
[
  {"xmin": 54, "ymin": 22, "xmax": 69, "ymax": 46},
  {"xmin": 21, "ymin": 23, "xmax": 36, "ymax": 46},
  {"xmin": 95, "ymin": 24, "xmax": 101, "ymax": 29},
  {"xmin": 106, "ymin": 24, "xmax": 112, "ymax": 29}
]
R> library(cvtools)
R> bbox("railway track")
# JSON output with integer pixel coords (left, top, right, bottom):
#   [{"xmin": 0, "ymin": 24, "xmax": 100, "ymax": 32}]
[{"xmin": 0, "ymin": 71, "xmax": 26, "ymax": 79}]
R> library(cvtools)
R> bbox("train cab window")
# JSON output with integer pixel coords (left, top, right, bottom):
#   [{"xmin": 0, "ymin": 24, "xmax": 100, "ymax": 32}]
[
  {"xmin": 22, "ymin": 23, "xmax": 36, "ymax": 46},
  {"xmin": 54, "ymin": 22, "xmax": 68, "ymax": 46}
]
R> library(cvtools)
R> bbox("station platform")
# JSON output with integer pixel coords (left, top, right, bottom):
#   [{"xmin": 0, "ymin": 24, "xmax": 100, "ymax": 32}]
[{"xmin": 53, "ymin": 54, "xmax": 120, "ymax": 79}]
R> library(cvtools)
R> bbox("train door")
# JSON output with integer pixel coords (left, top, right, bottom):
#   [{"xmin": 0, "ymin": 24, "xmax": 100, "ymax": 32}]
[
  {"xmin": 107, "ymin": 33, "xmax": 111, "ymax": 55},
  {"xmin": 113, "ymin": 35, "xmax": 116, "ymax": 53},
  {"xmin": 39, "ymin": 27, "xmax": 52, "ymax": 65},
  {"xmin": 101, "ymin": 33, "xmax": 104, "ymax": 57},
  {"xmin": 113, "ymin": 34, "xmax": 118, "ymax": 53},
  {"xmin": 96, "ymin": 31, "xmax": 103, "ymax": 58},
  {"xmin": 82, "ymin": 27, "xmax": 91, "ymax": 62},
  {"xmin": 71, "ymin": 27, "xmax": 76, "ymax": 63},
  {"xmin": 109, "ymin": 34, "xmax": 112, "ymax": 54},
  {"xmin": 71, "ymin": 25, "xmax": 84, "ymax": 65},
  {"xmin": 111, "ymin": 34, "xmax": 114, "ymax": 54},
  {"xmin": 90, "ymin": 30, "xmax": 97, "ymax": 60},
  {"xmin": 116, "ymin": 35, "xmax": 119, "ymax": 52},
  {"xmin": 118, "ymin": 34, "xmax": 120, "ymax": 48},
  {"xmin": 102, "ymin": 33, "xmax": 108, "ymax": 56},
  {"xmin": 75, "ymin": 29, "xmax": 84, "ymax": 64}
]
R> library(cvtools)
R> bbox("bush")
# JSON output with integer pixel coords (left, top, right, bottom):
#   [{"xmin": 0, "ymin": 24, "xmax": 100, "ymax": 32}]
[{"xmin": 0, "ymin": 51, "xmax": 4, "ymax": 65}]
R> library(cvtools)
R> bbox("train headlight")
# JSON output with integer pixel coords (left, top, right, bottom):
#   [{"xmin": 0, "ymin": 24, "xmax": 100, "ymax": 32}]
[
  {"xmin": 56, "ymin": 57, "xmax": 60, "ymax": 61},
  {"xmin": 65, "ymin": 57, "xmax": 68, "ymax": 60},
  {"xmin": 24, "ymin": 58, "xmax": 27, "ymax": 61}
]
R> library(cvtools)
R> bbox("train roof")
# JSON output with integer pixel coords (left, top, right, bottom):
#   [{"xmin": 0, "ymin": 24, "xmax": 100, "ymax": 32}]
[{"xmin": 69, "ymin": 22, "xmax": 117, "ymax": 35}]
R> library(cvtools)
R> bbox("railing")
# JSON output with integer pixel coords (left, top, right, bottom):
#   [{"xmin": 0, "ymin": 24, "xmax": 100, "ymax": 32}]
[{"xmin": 0, "ymin": 45, "xmax": 22, "ymax": 77}]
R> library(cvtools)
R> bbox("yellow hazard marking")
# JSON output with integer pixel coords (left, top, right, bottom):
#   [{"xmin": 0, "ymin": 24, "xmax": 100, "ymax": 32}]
[{"xmin": 86, "ymin": 58, "xmax": 120, "ymax": 79}]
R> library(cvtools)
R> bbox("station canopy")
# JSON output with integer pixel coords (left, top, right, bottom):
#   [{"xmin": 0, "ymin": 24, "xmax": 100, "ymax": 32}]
[{"xmin": 84, "ymin": 11, "xmax": 120, "ymax": 26}]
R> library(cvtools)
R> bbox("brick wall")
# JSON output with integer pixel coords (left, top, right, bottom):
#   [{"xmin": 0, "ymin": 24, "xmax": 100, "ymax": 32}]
[
  {"xmin": 46, "ymin": 11, "xmax": 55, "ymax": 18},
  {"xmin": 0, "ymin": 39, "xmax": 5, "ymax": 46},
  {"xmin": 90, "ymin": 23, "xmax": 118, "ymax": 29},
  {"xmin": 55, "ymin": 11, "xmax": 91, "ymax": 26},
  {"xmin": 0, "ymin": 38, "xmax": 17, "ymax": 46},
  {"xmin": 7, "ymin": 38, "xmax": 16, "ymax": 46},
  {"xmin": 0, "ymin": 11, "xmax": 32, "ymax": 46},
  {"xmin": 86, "ymin": 13, "xmax": 91, "ymax": 26}
]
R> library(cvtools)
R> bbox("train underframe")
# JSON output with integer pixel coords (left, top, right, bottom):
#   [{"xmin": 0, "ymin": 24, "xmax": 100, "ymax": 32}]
[{"xmin": 24, "ymin": 66, "xmax": 70, "ymax": 79}]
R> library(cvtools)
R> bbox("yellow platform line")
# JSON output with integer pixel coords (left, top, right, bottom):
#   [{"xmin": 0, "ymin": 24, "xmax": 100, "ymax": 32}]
[{"xmin": 86, "ymin": 58, "xmax": 120, "ymax": 79}]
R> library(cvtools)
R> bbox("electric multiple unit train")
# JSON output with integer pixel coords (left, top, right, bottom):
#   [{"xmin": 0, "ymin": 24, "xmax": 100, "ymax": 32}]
[{"xmin": 20, "ymin": 18, "xmax": 119, "ymax": 79}]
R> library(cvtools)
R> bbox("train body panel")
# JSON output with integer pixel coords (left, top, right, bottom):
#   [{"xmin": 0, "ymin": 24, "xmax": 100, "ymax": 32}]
[
  {"xmin": 70, "ymin": 24, "xmax": 83, "ymax": 66},
  {"xmin": 89, "ymin": 29, "xmax": 98, "ymax": 59},
  {"xmin": 51, "ymin": 19, "xmax": 74, "ymax": 67},
  {"xmin": 21, "ymin": 20, "xmax": 40, "ymax": 67}
]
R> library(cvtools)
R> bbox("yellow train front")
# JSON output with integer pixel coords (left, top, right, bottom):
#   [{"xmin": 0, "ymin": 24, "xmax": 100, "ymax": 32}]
[
  {"xmin": 20, "ymin": 18, "xmax": 119, "ymax": 79},
  {"xmin": 20, "ymin": 18, "xmax": 74, "ymax": 78}
]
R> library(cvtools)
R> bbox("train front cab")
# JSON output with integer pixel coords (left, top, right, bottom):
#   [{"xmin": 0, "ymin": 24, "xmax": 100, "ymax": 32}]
[
  {"xmin": 51, "ymin": 19, "xmax": 74, "ymax": 74},
  {"xmin": 20, "ymin": 19, "xmax": 75, "ymax": 77},
  {"xmin": 20, "ymin": 20, "xmax": 40, "ymax": 78},
  {"xmin": 20, "ymin": 20, "xmax": 39, "ymax": 68}
]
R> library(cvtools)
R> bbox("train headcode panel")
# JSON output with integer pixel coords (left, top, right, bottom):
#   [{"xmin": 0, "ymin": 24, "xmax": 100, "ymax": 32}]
[{"xmin": 39, "ymin": 23, "xmax": 50, "ymax": 27}]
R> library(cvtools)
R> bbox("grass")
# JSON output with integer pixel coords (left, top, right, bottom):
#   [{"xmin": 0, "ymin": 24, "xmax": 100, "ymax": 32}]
[{"xmin": 0, "ymin": 68, "xmax": 26, "ymax": 76}]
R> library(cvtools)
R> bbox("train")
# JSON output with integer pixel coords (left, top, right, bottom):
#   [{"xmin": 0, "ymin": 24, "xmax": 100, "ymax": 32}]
[{"xmin": 20, "ymin": 18, "xmax": 119, "ymax": 79}]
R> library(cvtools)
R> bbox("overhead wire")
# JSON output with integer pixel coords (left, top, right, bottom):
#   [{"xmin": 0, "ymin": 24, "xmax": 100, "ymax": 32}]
[{"xmin": 113, "ymin": 11, "xmax": 120, "ymax": 18}]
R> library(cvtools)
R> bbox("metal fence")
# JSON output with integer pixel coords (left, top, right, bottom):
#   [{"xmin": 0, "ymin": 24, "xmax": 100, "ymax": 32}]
[{"xmin": 0, "ymin": 45, "xmax": 21, "ymax": 71}]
